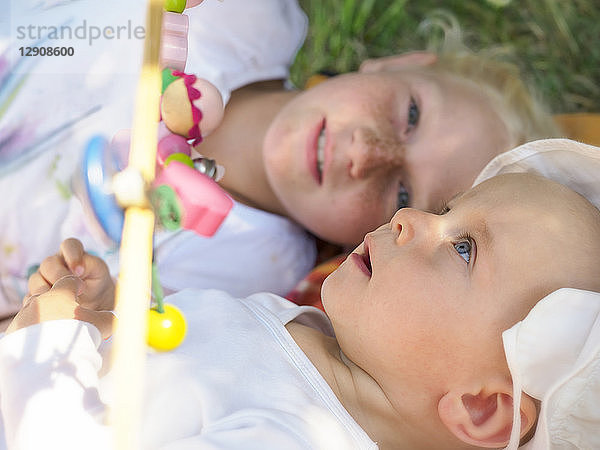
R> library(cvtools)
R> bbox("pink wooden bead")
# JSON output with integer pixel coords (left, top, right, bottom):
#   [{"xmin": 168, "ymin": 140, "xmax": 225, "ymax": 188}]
[
  {"xmin": 160, "ymin": 12, "xmax": 189, "ymax": 71},
  {"xmin": 157, "ymin": 133, "xmax": 191, "ymax": 168},
  {"xmin": 154, "ymin": 161, "xmax": 233, "ymax": 237}
]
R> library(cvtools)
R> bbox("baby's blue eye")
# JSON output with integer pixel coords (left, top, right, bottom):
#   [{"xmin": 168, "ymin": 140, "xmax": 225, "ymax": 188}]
[
  {"xmin": 397, "ymin": 184, "xmax": 410, "ymax": 209},
  {"xmin": 454, "ymin": 240, "xmax": 472, "ymax": 264},
  {"xmin": 407, "ymin": 97, "xmax": 419, "ymax": 130}
]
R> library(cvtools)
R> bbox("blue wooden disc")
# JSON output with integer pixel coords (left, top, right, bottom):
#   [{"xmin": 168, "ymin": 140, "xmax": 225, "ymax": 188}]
[{"xmin": 82, "ymin": 135, "xmax": 125, "ymax": 244}]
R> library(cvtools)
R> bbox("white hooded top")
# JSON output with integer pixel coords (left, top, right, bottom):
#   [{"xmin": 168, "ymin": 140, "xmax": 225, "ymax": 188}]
[{"xmin": 473, "ymin": 138, "xmax": 600, "ymax": 449}]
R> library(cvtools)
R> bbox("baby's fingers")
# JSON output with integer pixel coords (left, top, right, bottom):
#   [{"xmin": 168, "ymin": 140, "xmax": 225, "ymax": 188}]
[
  {"xmin": 48, "ymin": 275, "xmax": 84, "ymax": 299},
  {"xmin": 36, "ymin": 275, "xmax": 84, "ymax": 315},
  {"xmin": 7, "ymin": 276, "xmax": 83, "ymax": 334},
  {"xmin": 27, "ymin": 270, "xmax": 52, "ymax": 296},
  {"xmin": 59, "ymin": 238, "xmax": 86, "ymax": 276},
  {"xmin": 37, "ymin": 254, "xmax": 72, "ymax": 288}
]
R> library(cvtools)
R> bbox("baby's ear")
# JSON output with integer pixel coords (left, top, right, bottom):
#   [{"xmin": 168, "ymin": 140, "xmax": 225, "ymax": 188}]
[
  {"xmin": 358, "ymin": 51, "xmax": 437, "ymax": 73},
  {"xmin": 437, "ymin": 386, "xmax": 537, "ymax": 448}
]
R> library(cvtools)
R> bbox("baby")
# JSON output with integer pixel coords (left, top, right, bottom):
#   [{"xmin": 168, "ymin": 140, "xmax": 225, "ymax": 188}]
[{"xmin": 1, "ymin": 171, "xmax": 599, "ymax": 449}]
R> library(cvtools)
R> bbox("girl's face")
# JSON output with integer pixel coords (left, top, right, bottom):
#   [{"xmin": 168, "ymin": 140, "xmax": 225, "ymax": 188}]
[{"xmin": 262, "ymin": 68, "xmax": 512, "ymax": 245}]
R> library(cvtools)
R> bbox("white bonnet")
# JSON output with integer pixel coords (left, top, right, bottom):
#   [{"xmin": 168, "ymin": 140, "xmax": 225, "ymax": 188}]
[
  {"xmin": 473, "ymin": 138, "xmax": 600, "ymax": 211},
  {"xmin": 503, "ymin": 289, "xmax": 600, "ymax": 449},
  {"xmin": 472, "ymin": 138, "xmax": 600, "ymax": 449}
]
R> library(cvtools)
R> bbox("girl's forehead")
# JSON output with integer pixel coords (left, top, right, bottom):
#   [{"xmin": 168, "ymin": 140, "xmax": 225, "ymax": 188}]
[
  {"xmin": 386, "ymin": 64, "xmax": 458, "ymax": 82},
  {"xmin": 385, "ymin": 66, "xmax": 485, "ymax": 104}
]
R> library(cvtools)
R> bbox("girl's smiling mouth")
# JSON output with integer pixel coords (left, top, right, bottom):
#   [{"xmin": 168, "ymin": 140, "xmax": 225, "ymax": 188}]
[
  {"xmin": 307, "ymin": 118, "xmax": 326, "ymax": 185},
  {"xmin": 316, "ymin": 122, "xmax": 326, "ymax": 180}
]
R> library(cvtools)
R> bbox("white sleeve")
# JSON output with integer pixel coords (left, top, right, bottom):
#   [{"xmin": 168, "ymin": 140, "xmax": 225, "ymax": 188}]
[
  {"xmin": 0, "ymin": 320, "xmax": 111, "ymax": 450},
  {"xmin": 153, "ymin": 411, "xmax": 316, "ymax": 450},
  {"xmin": 154, "ymin": 206, "xmax": 317, "ymax": 297},
  {"xmin": 185, "ymin": 0, "xmax": 308, "ymax": 105}
]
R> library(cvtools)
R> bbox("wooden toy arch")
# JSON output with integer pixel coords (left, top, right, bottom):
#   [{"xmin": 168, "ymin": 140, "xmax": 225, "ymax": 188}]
[{"xmin": 108, "ymin": 0, "xmax": 163, "ymax": 448}]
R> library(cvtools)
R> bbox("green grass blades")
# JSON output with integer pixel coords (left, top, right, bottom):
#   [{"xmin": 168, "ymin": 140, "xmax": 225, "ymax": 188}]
[{"xmin": 293, "ymin": 0, "xmax": 599, "ymax": 113}]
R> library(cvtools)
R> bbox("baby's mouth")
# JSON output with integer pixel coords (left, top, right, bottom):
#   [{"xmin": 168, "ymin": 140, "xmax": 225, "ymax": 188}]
[{"xmin": 362, "ymin": 243, "xmax": 372, "ymax": 276}]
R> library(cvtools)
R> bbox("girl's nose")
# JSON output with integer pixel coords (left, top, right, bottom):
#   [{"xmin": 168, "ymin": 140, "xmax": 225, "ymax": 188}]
[{"xmin": 348, "ymin": 127, "xmax": 403, "ymax": 179}]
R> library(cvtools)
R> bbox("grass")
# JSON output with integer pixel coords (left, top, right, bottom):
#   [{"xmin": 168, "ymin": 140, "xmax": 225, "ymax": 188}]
[{"xmin": 291, "ymin": 0, "xmax": 600, "ymax": 113}]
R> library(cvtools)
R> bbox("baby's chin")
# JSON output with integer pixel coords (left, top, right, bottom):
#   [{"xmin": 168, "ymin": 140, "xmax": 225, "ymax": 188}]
[{"xmin": 319, "ymin": 276, "xmax": 334, "ymax": 312}]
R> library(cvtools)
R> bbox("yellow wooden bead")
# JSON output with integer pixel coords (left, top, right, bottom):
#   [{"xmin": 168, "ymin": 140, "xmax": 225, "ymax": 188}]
[{"xmin": 147, "ymin": 304, "xmax": 187, "ymax": 351}]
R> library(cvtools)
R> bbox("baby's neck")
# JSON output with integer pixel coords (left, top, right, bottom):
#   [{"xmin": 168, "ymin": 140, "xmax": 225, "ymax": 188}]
[{"xmin": 285, "ymin": 321, "xmax": 413, "ymax": 449}]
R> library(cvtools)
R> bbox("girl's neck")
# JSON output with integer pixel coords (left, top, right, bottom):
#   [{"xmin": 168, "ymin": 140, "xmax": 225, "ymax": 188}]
[{"xmin": 198, "ymin": 81, "xmax": 299, "ymax": 216}]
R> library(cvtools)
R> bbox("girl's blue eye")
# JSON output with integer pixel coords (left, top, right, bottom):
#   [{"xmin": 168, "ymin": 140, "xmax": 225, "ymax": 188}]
[
  {"xmin": 407, "ymin": 97, "xmax": 419, "ymax": 131},
  {"xmin": 397, "ymin": 184, "xmax": 410, "ymax": 209},
  {"xmin": 454, "ymin": 240, "xmax": 472, "ymax": 264}
]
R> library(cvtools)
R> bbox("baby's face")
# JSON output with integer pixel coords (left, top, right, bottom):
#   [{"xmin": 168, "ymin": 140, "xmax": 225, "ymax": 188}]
[
  {"xmin": 322, "ymin": 173, "xmax": 600, "ymax": 405},
  {"xmin": 262, "ymin": 67, "xmax": 512, "ymax": 245}
]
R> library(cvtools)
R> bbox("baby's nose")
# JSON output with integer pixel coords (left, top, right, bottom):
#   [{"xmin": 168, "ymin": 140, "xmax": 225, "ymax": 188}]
[
  {"xmin": 348, "ymin": 127, "xmax": 403, "ymax": 179},
  {"xmin": 390, "ymin": 207, "xmax": 438, "ymax": 246}
]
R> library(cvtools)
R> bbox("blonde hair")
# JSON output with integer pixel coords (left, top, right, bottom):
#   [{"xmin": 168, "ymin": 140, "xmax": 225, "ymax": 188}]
[{"xmin": 420, "ymin": 11, "xmax": 562, "ymax": 147}]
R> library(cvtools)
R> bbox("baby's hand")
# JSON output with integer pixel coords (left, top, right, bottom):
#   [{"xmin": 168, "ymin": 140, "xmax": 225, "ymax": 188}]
[
  {"xmin": 27, "ymin": 238, "xmax": 115, "ymax": 313},
  {"xmin": 7, "ymin": 276, "xmax": 114, "ymax": 339}
]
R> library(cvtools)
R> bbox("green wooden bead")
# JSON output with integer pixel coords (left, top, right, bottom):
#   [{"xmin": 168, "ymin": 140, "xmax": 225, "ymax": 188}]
[
  {"xmin": 164, "ymin": 152, "xmax": 195, "ymax": 168},
  {"xmin": 161, "ymin": 68, "xmax": 179, "ymax": 94},
  {"xmin": 151, "ymin": 185, "xmax": 182, "ymax": 231},
  {"xmin": 164, "ymin": 0, "xmax": 186, "ymax": 13}
]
